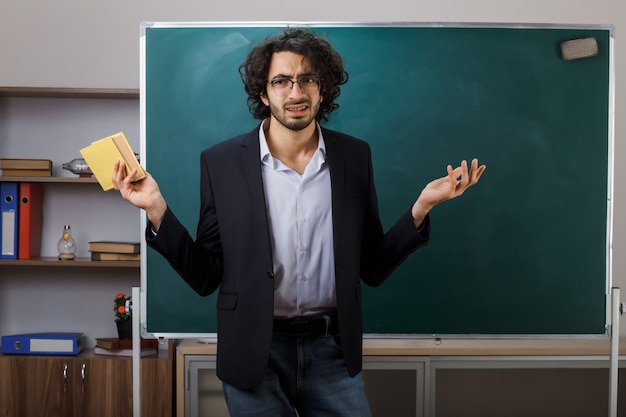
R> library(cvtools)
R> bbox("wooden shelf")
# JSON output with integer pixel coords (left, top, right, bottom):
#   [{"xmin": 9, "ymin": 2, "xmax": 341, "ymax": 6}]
[
  {"xmin": 0, "ymin": 348, "xmax": 170, "ymax": 360},
  {"xmin": 0, "ymin": 87, "xmax": 139, "ymax": 99},
  {"xmin": 0, "ymin": 176, "xmax": 97, "ymax": 183},
  {"xmin": 0, "ymin": 257, "xmax": 139, "ymax": 268},
  {"xmin": 0, "ymin": 177, "xmax": 134, "ymax": 268}
]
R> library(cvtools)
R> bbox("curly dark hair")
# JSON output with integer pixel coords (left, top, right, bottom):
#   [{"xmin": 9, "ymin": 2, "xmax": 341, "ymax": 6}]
[{"xmin": 239, "ymin": 28, "xmax": 349, "ymax": 124}]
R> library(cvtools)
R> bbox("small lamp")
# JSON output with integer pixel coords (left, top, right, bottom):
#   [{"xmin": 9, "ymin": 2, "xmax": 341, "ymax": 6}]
[{"xmin": 57, "ymin": 225, "xmax": 76, "ymax": 260}]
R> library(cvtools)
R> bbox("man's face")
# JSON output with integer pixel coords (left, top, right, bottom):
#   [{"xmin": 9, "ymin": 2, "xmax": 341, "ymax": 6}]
[{"xmin": 261, "ymin": 51, "xmax": 322, "ymax": 132}]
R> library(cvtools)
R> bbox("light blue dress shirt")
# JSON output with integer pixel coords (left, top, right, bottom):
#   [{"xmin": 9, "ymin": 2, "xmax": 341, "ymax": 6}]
[{"xmin": 259, "ymin": 123, "xmax": 336, "ymax": 318}]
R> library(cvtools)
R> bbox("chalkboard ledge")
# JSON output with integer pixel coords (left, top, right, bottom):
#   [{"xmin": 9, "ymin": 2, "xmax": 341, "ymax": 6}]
[
  {"xmin": 362, "ymin": 337, "xmax": 616, "ymax": 356},
  {"xmin": 175, "ymin": 337, "xmax": 622, "ymax": 357}
]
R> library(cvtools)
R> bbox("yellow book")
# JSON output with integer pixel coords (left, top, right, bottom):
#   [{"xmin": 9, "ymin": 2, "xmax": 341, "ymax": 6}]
[{"xmin": 80, "ymin": 132, "xmax": 145, "ymax": 191}]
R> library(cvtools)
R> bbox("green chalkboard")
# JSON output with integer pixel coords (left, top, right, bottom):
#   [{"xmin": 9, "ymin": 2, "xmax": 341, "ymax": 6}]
[{"xmin": 141, "ymin": 23, "xmax": 612, "ymax": 336}]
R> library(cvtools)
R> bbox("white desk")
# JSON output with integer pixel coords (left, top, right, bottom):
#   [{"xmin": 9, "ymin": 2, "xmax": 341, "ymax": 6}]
[{"xmin": 176, "ymin": 337, "xmax": 626, "ymax": 417}]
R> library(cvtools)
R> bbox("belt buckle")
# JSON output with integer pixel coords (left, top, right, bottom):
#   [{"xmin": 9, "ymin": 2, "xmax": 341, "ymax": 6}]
[{"xmin": 287, "ymin": 319, "xmax": 310, "ymax": 337}]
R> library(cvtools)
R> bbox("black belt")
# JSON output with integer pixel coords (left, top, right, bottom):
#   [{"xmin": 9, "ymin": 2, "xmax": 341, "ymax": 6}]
[{"xmin": 273, "ymin": 312, "xmax": 338, "ymax": 337}]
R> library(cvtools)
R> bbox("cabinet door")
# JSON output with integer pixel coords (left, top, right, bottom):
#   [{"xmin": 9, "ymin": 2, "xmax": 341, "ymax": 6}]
[
  {"xmin": 141, "ymin": 357, "xmax": 174, "ymax": 417},
  {"xmin": 78, "ymin": 357, "xmax": 133, "ymax": 417},
  {"xmin": 0, "ymin": 356, "xmax": 15, "ymax": 417},
  {"xmin": 78, "ymin": 356, "xmax": 173, "ymax": 417},
  {"xmin": 0, "ymin": 356, "xmax": 74, "ymax": 417}
]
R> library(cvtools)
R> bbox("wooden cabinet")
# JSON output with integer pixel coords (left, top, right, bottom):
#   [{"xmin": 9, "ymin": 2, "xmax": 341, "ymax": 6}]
[{"xmin": 0, "ymin": 353, "xmax": 173, "ymax": 417}]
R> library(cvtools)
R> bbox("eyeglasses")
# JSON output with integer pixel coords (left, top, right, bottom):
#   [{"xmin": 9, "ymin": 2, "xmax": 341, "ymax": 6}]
[{"xmin": 267, "ymin": 76, "xmax": 321, "ymax": 95}]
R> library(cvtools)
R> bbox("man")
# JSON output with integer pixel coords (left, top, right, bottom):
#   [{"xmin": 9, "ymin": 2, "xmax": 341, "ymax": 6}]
[{"xmin": 113, "ymin": 28, "xmax": 485, "ymax": 416}]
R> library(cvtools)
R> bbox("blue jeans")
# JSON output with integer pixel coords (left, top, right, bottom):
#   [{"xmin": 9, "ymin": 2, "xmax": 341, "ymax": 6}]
[{"xmin": 222, "ymin": 334, "xmax": 372, "ymax": 417}]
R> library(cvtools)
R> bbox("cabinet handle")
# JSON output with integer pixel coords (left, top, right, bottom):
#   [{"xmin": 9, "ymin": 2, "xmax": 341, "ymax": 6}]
[
  {"xmin": 81, "ymin": 363, "xmax": 86, "ymax": 393},
  {"xmin": 63, "ymin": 363, "xmax": 68, "ymax": 393}
]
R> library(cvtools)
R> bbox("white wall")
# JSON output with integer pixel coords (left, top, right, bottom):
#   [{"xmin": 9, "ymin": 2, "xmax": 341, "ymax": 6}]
[
  {"xmin": 1, "ymin": 0, "xmax": 623, "ymax": 89},
  {"xmin": 2, "ymin": 0, "xmax": 626, "ymax": 335}
]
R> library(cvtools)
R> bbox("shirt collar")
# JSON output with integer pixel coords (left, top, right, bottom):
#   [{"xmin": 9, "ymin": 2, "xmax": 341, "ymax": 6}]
[{"xmin": 259, "ymin": 119, "xmax": 327, "ymax": 167}]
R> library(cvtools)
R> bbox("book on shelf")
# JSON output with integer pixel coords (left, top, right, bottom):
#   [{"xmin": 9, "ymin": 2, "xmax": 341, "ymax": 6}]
[
  {"xmin": 88, "ymin": 241, "xmax": 140, "ymax": 254},
  {"xmin": 95, "ymin": 337, "xmax": 158, "ymax": 350},
  {"xmin": 80, "ymin": 131, "xmax": 145, "ymax": 191},
  {"xmin": 94, "ymin": 346, "xmax": 157, "ymax": 357},
  {"xmin": 91, "ymin": 252, "xmax": 140, "ymax": 261},
  {"xmin": 0, "ymin": 158, "xmax": 53, "ymax": 170},
  {"xmin": 1, "ymin": 168, "xmax": 52, "ymax": 177}
]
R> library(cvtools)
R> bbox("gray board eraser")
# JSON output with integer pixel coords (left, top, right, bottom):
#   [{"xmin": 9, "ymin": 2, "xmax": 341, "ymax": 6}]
[{"xmin": 561, "ymin": 37, "xmax": 599, "ymax": 61}]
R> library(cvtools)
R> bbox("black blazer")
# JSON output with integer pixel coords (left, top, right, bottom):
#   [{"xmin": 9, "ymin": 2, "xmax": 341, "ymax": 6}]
[{"xmin": 147, "ymin": 125, "xmax": 430, "ymax": 389}]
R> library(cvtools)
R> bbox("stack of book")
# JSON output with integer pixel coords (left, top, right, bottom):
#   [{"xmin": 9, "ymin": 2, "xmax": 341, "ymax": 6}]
[
  {"xmin": 94, "ymin": 337, "xmax": 158, "ymax": 357},
  {"xmin": 89, "ymin": 241, "xmax": 140, "ymax": 261},
  {"xmin": 0, "ymin": 158, "xmax": 53, "ymax": 177}
]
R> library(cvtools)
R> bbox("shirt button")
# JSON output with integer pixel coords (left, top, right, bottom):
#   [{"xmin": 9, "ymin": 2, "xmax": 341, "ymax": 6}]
[{"xmin": 267, "ymin": 271, "xmax": 274, "ymax": 279}]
